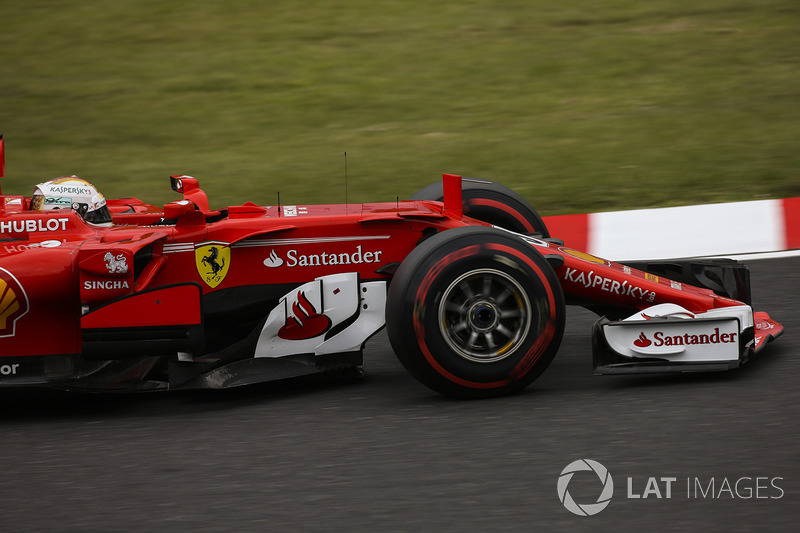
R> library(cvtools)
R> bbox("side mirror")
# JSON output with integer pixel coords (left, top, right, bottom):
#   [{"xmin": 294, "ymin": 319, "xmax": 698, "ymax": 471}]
[{"xmin": 169, "ymin": 175, "xmax": 209, "ymax": 211}]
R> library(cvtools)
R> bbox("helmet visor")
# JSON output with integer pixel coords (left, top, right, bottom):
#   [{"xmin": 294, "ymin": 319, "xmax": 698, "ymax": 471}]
[{"xmin": 85, "ymin": 204, "xmax": 112, "ymax": 225}]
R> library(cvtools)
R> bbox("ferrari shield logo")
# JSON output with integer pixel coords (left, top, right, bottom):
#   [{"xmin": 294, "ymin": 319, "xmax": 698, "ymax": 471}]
[{"xmin": 195, "ymin": 242, "xmax": 231, "ymax": 288}]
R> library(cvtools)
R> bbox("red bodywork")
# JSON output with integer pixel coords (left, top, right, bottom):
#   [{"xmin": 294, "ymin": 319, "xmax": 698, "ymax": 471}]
[{"xmin": 0, "ymin": 171, "xmax": 783, "ymax": 389}]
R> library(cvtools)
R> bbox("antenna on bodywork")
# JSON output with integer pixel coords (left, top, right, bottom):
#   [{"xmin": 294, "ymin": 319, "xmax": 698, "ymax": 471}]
[{"xmin": 344, "ymin": 151, "xmax": 348, "ymax": 213}]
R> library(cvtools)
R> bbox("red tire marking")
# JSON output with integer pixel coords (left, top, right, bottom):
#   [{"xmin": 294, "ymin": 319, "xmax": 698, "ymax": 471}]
[
  {"xmin": 486, "ymin": 243, "xmax": 558, "ymax": 381},
  {"xmin": 412, "ymin": 242, "xmax": 558, "ymax": 390},
  {"xmin": 466, "ymin": 199, "xmax": 536, "ymax": 233}
]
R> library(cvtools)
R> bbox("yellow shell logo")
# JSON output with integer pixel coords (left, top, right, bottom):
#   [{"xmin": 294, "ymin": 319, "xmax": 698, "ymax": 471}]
[
  {"xmin": 563, "ymin": 248, "xmax": 607, "ymax": 265},
  {"xmin": 0, "ymin": 269, "xmax": 28, "ymax": 337},
  {"xmin": 195, "ymin": 243, "xmax": 231, "ymax": 288}
]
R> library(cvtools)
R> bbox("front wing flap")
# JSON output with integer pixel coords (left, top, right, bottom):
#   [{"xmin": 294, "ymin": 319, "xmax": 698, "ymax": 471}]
[{"xmin": 593, "ymin": 303, "xmax": 783, "ymax": 374}]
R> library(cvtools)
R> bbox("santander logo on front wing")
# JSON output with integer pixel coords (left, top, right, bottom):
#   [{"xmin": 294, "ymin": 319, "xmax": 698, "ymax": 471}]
[{"xmin": 634, "ymin": 328, "xmax": 737, "ymax": 349}]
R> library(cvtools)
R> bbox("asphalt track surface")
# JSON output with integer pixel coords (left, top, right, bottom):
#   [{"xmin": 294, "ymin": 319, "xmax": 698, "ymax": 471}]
[{"xmin": 2, "ymin": 257, "xmax": 798, "ymax": 532}]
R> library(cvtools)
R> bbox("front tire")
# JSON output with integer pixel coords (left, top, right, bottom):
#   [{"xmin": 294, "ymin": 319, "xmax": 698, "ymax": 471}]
[{"xmin": 386, "ymin": 226, "xmax": 565, "ymax": 398}]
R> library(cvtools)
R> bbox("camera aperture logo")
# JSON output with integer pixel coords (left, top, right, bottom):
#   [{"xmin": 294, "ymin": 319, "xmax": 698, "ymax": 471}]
[{"xmin": 557, "ymin": 459, "xmax": 614, "ymax": 516}]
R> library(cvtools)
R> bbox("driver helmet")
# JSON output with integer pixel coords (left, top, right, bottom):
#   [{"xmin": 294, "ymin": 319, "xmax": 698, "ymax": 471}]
[{"xmin": 31, "ymin": 176, "xmax": 112, "ymax": 226}]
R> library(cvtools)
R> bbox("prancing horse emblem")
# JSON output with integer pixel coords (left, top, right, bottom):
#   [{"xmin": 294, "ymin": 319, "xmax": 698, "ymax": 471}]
[{"xmin": 195, "ymin": 242, "xmax": 231, "ymax": 288}]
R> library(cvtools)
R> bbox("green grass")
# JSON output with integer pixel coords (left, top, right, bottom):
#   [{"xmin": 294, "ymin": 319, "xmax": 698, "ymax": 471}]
[{"xmin": 1, "ymin": 0, "xmax": 798, "ymax": 214}]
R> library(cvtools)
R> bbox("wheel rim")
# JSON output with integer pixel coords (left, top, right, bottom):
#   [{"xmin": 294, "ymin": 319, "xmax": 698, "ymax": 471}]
[{"xmin": 438, "ymin": 268, "xmax": 532, "ymax": 363}]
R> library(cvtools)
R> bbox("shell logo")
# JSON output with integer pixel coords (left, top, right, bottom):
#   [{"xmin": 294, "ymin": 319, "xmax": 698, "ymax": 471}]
[
  {"xmin": 562, "ymin": 248, "xmax": 607, "ymax": 265},
  {"xmin": 0, "ymin": 268, "xmax": 29, "ymax": 337}
]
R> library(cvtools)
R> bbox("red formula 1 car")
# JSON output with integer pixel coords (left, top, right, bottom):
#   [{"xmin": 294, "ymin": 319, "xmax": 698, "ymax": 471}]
[{"xmin": 0, "ymin": 136, "xmax": 784, "ymax": 398}]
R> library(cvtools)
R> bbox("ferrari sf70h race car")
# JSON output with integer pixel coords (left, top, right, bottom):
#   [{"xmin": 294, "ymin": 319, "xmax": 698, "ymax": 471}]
[{"xmin": 0, "ymin": 136, "xmax": 784, "ymax": 398}]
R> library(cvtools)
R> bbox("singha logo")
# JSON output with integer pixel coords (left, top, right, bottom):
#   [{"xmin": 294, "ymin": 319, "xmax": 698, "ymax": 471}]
[{"xmin": 103, "ymin": 252, "xmax": 128, "ymax": 274}]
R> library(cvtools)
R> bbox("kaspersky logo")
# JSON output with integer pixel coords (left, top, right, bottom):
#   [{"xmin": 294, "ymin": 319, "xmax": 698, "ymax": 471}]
[
  {"xmin": 0, "ymin": 268, "xmax": 29, "ymax": 337},
  {"xmin": 557, "ymin": 459, "xmax": 614, "ymax": 516}
]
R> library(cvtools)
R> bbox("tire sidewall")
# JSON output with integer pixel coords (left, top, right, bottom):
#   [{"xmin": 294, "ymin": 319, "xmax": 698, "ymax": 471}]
[{"xmin": 387, "ymin": 227, "xmax": 564, "ymax": 397}]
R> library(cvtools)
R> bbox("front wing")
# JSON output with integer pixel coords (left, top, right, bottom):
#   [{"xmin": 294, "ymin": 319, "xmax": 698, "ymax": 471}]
[{"xmin": 593, "ymin": 303, "xmax": 784, "ymax": 374}]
